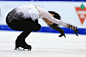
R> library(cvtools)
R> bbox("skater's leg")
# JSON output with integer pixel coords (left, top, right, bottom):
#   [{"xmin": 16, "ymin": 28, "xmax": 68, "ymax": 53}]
[
  {"xmin": 9, "ymin": 20, "xmax": 41, "ymax": 31},
  {"xmin": 15, "ymin": 31, "xmax": 31, "ymax": 50},
  {"xmin": 14, "ymin": 20, "xmax": 41, "ymax": 50}
]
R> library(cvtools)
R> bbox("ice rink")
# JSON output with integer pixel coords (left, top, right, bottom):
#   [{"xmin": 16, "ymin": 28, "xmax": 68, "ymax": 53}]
[{"xmin": 0, "ymin": 30, "xmax": 86, "ymax": 57}]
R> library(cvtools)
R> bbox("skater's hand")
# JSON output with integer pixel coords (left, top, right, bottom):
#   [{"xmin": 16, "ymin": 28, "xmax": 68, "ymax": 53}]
[
  {"xmin": 58, "ymin": 29, "xmax": 66, "ymax": 38},
  {"xmin": 59, "ymin": 33, "xmax": 66, "ymax": 38},
  {"xmin": 74, "ymin": 28, "xmax": 80, "ymax": 36}
]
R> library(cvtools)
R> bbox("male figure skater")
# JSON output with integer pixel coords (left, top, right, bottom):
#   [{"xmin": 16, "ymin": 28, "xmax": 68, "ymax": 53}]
[{"xmin": 6, "ymin": 4, "xmax": 80, "ymax": 51}]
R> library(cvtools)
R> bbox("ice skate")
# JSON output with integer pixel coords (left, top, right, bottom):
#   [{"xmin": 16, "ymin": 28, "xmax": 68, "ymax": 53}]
[
  {"xmin": 15, "ymin": 39, "xmax": 32, "ymax": 51},
  {"xmin": 15, "ymin": 43, "xmax": 32, "ymax": 51},
  {"xmin": 22, "ymin": 45, "xmax": 31, "ymax": 51}
]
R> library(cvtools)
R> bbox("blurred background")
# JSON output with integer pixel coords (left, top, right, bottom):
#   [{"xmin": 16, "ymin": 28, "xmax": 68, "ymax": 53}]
[{"xmin": 0, "ymin": 0, "xmax": 86, "ymax": 35}]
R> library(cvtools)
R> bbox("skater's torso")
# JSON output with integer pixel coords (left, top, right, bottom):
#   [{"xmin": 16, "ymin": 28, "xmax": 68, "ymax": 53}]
[{"xmin": 7, "ymin": 4, "xmax": 41, "ymax": 22}]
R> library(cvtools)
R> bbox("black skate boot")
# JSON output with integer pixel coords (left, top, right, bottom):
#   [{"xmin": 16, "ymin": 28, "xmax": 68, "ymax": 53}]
[
  {"xmin": 15, "ymin": 44, "xmax": 32, "ymax": 51},
  {"xmin": 22, "ymin": 41, "xmax": 32, "ymax": 51},
  {"xmin": 15, "ymin": 40, "xmax": 32, "ymax": 51},
  {"xmin": 22, "ymin": 45, "xmax": 32, "ymax": 51}
]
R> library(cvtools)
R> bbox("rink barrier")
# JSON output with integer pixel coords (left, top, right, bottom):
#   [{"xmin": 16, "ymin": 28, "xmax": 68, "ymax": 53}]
[{"xmin": 0, "ymin": 25, "xmax": 86, "ymax": 35}]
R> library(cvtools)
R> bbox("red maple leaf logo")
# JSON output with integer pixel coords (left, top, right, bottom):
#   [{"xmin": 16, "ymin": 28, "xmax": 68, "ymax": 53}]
[{"xmin": 75, "ymin": 4, "xmax": 86, "ymax": 25}]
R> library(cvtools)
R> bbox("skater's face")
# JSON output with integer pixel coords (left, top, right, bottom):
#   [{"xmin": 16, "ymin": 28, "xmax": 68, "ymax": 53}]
[{"xmin": 51, "ymin": 14, "xmax": 54, "ymax": 16}]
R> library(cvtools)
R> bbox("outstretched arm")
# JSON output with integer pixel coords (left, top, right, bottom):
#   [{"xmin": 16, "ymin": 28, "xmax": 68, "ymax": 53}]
[
  {"xmin": 37, "ymin": 7, "xmax": 80, "ymax": 36},
  {"xmin": 42, "ymin": 18, "xmax": 66, "ymax": 38},
  {"xmin": 36, "ymin": 6, "xmax": 67, "ymax": 27}
]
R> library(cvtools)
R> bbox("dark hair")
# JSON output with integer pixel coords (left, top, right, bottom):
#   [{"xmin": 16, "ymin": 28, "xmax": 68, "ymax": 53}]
[{"xmin": 48, "ymin": 11, "xmax": 61, "ymax": 20}]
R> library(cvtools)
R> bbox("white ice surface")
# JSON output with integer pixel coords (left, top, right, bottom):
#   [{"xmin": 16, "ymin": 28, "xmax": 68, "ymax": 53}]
[{"xmin": 0, "ymin": 31, "xmax": 86, "ymax": 57}]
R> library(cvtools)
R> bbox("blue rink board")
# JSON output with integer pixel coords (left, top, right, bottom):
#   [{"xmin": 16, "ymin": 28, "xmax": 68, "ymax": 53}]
[{"xmin": 0, "ymin": 25, "xmax": 86, "ymax": 35}]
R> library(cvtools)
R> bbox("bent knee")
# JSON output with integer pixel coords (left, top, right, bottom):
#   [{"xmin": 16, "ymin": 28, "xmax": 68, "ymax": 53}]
[{"xmin": 34, "ymin": 24, "xmax": 41, "ymax": 31}]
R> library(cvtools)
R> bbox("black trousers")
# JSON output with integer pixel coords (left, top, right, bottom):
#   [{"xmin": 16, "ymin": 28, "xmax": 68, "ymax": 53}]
[{"xmin": 6, "ymin": 17, "xmax": 41, "ymax": 45}]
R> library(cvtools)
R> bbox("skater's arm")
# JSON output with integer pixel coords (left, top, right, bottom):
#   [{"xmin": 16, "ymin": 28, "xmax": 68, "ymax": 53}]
[
  {"xmin": 37, "ymin": 7, "xmax": 68, "ymax": 27},
  {"xmin": 37, "ymin": 6, "xmax": 80, "ymax": 36},
  {"xmin": 43, "ymin": 18, "xmax": 66, "ymax": 38},
  {"xmin": 43, "ymin": 18, "xmax": 54, "ymax": 25},
  {"xmin": 43, "ymin": 12, "xmax": 68, "ymax": 27}
]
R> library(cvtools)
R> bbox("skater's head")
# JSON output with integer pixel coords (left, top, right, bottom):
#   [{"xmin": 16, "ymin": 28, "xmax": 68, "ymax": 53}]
[{"xmin": 48, "ymin": 11, "xmax": 61, "ymax": 20}]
